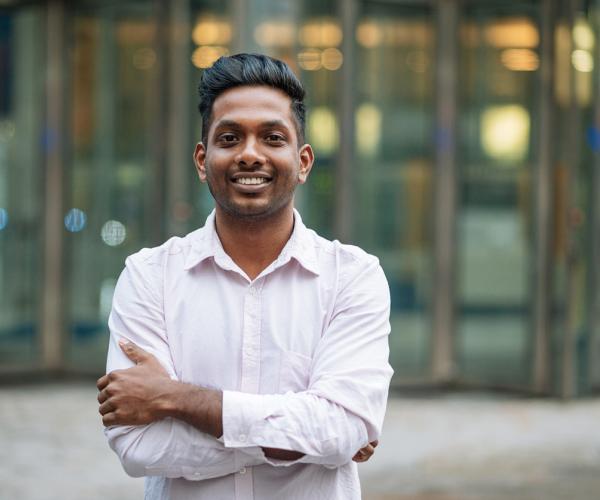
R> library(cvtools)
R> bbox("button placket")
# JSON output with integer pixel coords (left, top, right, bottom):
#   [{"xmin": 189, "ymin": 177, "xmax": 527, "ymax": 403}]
[
  {"xmin": 240, "ymin": 281, "xmax": 263, "ymax": 394},
  {"xmin": 235, "ymin": 280, "xmax": 264, "ymax": 500}
]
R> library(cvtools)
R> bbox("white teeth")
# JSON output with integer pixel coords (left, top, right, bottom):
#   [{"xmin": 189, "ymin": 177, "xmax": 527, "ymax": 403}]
[{"xmin": 235, "ymin": 177, "xmax": 268, "ymax": 185}]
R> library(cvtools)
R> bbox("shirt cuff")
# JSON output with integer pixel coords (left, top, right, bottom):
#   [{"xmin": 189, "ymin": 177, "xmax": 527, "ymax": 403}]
[
  {"xmin": 222, "ymin": 390, "xmax": 306, "ymax": 467},
  {"xmin": 222, "ymin": 390, "xmax": 270, "ymax": 448}
]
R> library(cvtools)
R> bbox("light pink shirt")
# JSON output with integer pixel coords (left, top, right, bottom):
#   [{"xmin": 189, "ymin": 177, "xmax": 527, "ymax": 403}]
[{"xmin": 104, "ymin": 209, "xmax": 393, "ymax": 500}]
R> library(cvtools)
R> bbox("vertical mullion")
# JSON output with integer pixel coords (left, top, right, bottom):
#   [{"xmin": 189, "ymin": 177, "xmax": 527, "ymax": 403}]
[
  {"xmin": 560, "ymin": 0, "xmax": 582, "ymax": 399},
  {"xmin": 431, "ymin": 0, "xmax": 458, "ymax": 382},
  {"xmin": 231, "ymin": 0, "xmax": 249, "ymax": 54},
  {"xmin": 590, "ymin": 1, "xmax": 600, "ymax": 392},
  {"xmin": 335, "ymin": 0, "xmax": 357, "ymax": 242},
  {"xmin": 532, "ymin": 0, "xmax": 555, "ymax": 394},
  {"xmin": 41, "ymin": 0, "xmax": 66, "ymax": 371},
  {"xmin": 166, "ymin": 0, "xmax": 191, "ymax": 237},
  {"xmin": 148, "ymin": 0, "xmax": 169, "ymax": 244}
]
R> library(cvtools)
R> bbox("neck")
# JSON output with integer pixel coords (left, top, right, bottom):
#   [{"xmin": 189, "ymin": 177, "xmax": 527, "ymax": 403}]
[{"xmin": 213, "ymin": 205, "xmax": 295, "ymax": 280}]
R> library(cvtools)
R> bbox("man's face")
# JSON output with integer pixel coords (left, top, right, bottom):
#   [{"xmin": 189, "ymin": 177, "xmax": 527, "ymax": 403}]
[{"xmin": 193, "ymin": 85, "xmax": 314, "ymax": 220}]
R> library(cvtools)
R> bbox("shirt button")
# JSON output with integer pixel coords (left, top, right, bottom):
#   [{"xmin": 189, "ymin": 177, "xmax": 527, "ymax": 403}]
[
  {"xmin": 239, "ymin": 467, "xmax": 247, "ymax": 475},
  {"xmin": 239, "ymin": 434, "xmax": 247, "ymax": 442}
]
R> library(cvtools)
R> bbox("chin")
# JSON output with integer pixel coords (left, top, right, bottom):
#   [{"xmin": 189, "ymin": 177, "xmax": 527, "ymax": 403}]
[{"xmin": 221, "ymin": 200, "xmax": 290, "ymax": 221}]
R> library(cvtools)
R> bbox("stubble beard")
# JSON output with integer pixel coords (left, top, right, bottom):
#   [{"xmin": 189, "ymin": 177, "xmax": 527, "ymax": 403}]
[{"xmin": 205, "ymin": 174, "xmax": 296, "ymax": 223}]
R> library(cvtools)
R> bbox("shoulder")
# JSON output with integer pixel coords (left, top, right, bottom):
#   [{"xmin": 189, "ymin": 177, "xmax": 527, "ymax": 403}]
[
  {"xmin": 304, "ymin": 227, "xmax": 387, "ymax": 290},
  {"xmin": 123, "ymin": 227, "xmax": 204, "ymax": 277},
  {"xmin": 307, "ymin": 229, "xmax": 380, "ymax": 274}
]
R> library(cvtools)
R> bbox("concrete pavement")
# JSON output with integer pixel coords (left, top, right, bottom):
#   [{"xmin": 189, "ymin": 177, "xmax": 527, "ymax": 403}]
[{"xmin": 1, "ymin": 383, "xmax": 599, "ymax": 499}]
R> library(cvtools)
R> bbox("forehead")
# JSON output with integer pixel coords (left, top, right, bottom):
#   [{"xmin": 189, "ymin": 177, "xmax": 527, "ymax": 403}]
[{"xmin": 210, "ymin": 85, "xmax": 295, "ymax": 126}]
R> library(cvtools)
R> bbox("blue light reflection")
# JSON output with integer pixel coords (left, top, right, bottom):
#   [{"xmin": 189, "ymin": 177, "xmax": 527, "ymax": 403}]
[
  {"xmin": 64, "ymin": 208, "xmax": 87, "ymax": 232},
  {"xmin": 0, "ymin": 208, "xmax": 8, "ymax": 230}
]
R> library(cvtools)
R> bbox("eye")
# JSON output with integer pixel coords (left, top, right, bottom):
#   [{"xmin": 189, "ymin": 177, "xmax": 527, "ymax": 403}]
[
  {"xmin": 217, "ymin": 133, "xmax": 239, "ymax": 144},
  {"xmin": 265, "ymin": 133, "xmax": 285, "ymax": 144}
]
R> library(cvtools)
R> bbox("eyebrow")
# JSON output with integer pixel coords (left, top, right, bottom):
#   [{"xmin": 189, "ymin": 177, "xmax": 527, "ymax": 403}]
[
  {"xmin": 213, "ymin": 119, "xmax": 291, "ymax": 131},
  {"xmin": 213, "ymin": 119, "xmax": 243, "ymax": 131},
  {"xmin": 260, "ymin": 120, "xmax": 290, "ymax": 130}
]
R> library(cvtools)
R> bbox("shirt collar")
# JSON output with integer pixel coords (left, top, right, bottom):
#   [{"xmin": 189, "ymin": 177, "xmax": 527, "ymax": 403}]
[{"xmin": 183, "ymin": 209, "xmax": 320, "ymax": 276}]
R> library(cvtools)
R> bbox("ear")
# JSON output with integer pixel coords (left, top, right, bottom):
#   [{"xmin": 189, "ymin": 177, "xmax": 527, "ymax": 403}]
[
  {"xmin": 193, "ymin": 142, "xmax": 207, "ymax": 183},
  {"xmin": 297, "ymin": 144, "xmax": 314, "ymax": 184}
]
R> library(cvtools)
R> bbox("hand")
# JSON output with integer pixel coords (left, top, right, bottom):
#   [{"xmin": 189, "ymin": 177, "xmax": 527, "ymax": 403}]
[
  {"xmin": 352, "ymin": 440, "xmax": 378, "ymax": 463},
  {"xmin": 97, "ymin": 340, "xmax": 174, "ymax": 427}
]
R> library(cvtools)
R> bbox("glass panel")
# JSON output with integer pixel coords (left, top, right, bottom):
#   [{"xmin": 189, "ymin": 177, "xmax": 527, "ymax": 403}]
[
  {"xmin": 457, "ymin": 2, "xmax": 539, "ymax": 386},
  {"xmin": 353, "ymin": 4, "xmax": 435, "ymax": 379},
  {"xmin": 553, "ymin": 5, "xmax": 597, "ymax": 395},
  {"xmin": 0, "ymin": 5, "xmax": 45, "ymax": 368},
  {"xmin": 66, "ymin": 1, "xmax": 163, "ymax": 371},
  {"xmin": 589, "ymin": 2, "xmax": 600, "ymax": 392},
  {"xmin": 184, "ymin": 0, "xmax": 234, "ymax": 233},
  {"xmin": 248, "ymin": 0, "xmax": 340, "ymax": 238}
]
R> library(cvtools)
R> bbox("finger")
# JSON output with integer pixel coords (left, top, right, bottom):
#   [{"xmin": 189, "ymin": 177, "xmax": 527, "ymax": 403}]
[
  {"xmin": 362, "ymin": 444, "xmax": 374, "ymax": 457},
  {"xmin": 370, "ymin": 440, "xmax": 379, "ymax": 448},
  {"xmin": 102, "ymin": 412, "xmax": 117, "ymax": 427},
  {"xmin": 119, "ymin": 339, "xmax": 148, "ymax": 364},
  {"xmin": 97, "ymin": 389, "xmax": 108, "ymax": 404},
  {"xmin": 98, "ymin": 399, "xmax": 114, "ymax": 416},
  {"xmin": 352, "ymin": 451, "xmax": 367, "ymax": 463},
  {"xmin": 96, "ymin": 375, "xmax": 108, "ymax": 391}
]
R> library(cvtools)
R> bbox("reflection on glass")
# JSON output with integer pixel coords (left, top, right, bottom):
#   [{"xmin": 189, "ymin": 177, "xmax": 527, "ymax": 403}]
[
  {"xmin": 354, "ymin": 5, "xmax": 435, "ymax": 380},
  {"xmin": 67, "ymin": 2, "xmax": 162, "ymax": 371},
  {"xmin": 457, "ymin": 2, "xmax": 539, "ymax": 387},
  {"xmin": 64, "ymin": 208, "xmax": 87, "ymax": 232},
  {"xmin": 480, "ymin": 105, "xmax": 530, "ymax": 161},
  {"xmin": 101, "ymin": 220, "xmax": 127, "ymax": 247},
  {"xmin": 246, "ymin": 0, "xmax": 340, "ymax": 237},
  {"xmin": 0, "ymin": 5, "xmax": 45, "ymax": 367},
  {"xmin": 0, "ymin": 208, "xmax": 8, "ymax": 230},
  {"xmin": 355, "ymin": 103, "xmax": 381, "ymax": 157},
  {"xmin": 190, "ymin": 14, "xmax": 231, "ymax": 69},
  {"xmin": 307, "ymin": 106, "xmax": 338, "ymax": 155}
]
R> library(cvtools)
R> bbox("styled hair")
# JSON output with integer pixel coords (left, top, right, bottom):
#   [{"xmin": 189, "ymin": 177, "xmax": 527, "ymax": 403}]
[{"xmin": 197, "ymin": 53, "xmax": 306, "ymax": 144}]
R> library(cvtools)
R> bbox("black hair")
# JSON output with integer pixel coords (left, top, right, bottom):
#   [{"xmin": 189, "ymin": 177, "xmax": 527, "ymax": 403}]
[{"xmin": 197, "ymin": 53, "xmax": 306, "ymax": 145}]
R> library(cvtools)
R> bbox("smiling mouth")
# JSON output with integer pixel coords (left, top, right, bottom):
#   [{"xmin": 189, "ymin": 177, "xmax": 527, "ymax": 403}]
[{"xmin": 233, "ymin": 177, "xmax": 271, "ymax": 185}]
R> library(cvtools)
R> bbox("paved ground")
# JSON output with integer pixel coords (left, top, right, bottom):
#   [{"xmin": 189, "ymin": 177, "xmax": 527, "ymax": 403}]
[{"xmin": 1, "ymin": 382, "xmax": 599, "ymax": 499}]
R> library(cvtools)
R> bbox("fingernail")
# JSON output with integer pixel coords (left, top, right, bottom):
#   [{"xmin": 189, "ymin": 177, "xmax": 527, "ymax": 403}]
[{"xmin": 118, "ymin": 339, "xmax": 129, "ymax": 347}]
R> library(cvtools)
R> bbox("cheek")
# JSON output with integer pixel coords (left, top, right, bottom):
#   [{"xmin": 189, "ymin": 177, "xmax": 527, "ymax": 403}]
[
  {"xmin": 204, "ymin": 153, "xmax": 230, "ymax": 176},
  {"xmin": 273, "ymin": 151, "xmax": 301, "ymax": 175}
]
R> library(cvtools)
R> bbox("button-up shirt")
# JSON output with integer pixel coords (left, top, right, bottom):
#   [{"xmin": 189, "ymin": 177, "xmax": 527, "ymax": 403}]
[{"xmin": 104, "ymin": 209, "xmax": 393, "ymax": 500}]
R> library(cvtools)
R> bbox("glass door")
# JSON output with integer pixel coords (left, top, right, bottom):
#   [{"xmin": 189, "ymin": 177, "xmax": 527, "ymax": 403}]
[
  {"xmin": 0, "ymin": 4, "xmax": 46, "ymax": 369},
  {"xmin": 456, "ymin": 1, "xmax": 540, "ymax": 387},
  {"xmin": 66, "ymin": 1, "xmax": 165, "ymax": 371},
  {"xmin": 353, "ymin": 2, "xmax": 435, "ymax": 380}
]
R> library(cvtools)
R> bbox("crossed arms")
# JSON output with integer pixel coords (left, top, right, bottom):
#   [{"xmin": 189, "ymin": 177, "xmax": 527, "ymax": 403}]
[{"xmin": 97, "ymin": 254, "xmax": 392, "ymax": 479}]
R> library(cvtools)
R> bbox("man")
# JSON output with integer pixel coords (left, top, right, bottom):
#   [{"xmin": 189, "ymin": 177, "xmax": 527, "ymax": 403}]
[{"xmin": 97, "ymin": 53, "xmax": 393, "ymax": 499}]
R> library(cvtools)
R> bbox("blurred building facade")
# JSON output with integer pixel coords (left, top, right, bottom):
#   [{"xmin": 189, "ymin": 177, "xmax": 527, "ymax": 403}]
[{"xmin": 0, "ymin": 0, "xmax": 599, "ymax": 397}]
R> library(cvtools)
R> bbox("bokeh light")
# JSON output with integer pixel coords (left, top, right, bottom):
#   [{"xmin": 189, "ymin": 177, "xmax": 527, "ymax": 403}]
[
  {"xmin": 192, "ymin": 45, "xmax": 229, "ymax": 69},
  {"xmin": 64, "ymin": 208, "xmax": 87, "ymax": 232},
  {"xmin": 101, "ymin": 220, "xmax": 126, "ymax": 246},
  {"xmin": 481, "ymin": 105, "xmax": 530, "ymax": 162},
  {"xmin": 0, "ymin": 208, "xmax": 8, "ymax": 230}
]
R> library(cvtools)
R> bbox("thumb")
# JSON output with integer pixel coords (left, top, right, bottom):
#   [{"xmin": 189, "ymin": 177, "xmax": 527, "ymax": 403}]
[{"xmin": 119, "ymin": 339, "xmax": 148, "ymax": 364}]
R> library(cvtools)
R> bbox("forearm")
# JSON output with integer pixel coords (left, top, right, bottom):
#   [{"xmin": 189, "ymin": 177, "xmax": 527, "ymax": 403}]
[
  {"xmin": 162, "ymin": 381, "xmax": 224, "ymax": 438},
  {"xmin": 163, "ymin": 382, "xmax": 305, "ymax": 461}
]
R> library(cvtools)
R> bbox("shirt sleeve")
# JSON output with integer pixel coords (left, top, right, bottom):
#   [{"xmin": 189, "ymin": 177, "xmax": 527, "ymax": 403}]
[
  {"xmin": 221, "ymin": 257, "xmax": 394, "ymax": 468},
  {"xmin": 104, "ymin": 252, "xmax": 265, "ymax": 479}
]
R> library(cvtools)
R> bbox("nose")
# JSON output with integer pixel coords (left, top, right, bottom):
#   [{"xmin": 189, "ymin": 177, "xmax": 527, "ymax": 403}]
[{"xmin": 235, "ymin": 137, "xmax": 265, "ymax": 168}]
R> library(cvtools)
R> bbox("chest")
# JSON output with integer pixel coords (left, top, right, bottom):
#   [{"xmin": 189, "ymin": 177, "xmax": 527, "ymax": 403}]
[{"xmin": 163, "ymin": 262, "xmax": 334, "ymax": 392}]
